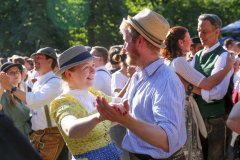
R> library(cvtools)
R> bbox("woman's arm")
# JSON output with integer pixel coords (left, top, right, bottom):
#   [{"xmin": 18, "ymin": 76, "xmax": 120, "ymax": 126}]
[
  {"xmin": 117, "ymin": 77, "xmax": 132, "ymax": 98},
  {"xmin": 179, "ymin": 75, "xmax": 201, "ymax": 95},
  {"xmin": 174, "ymin": 54, "xmax": 234, "ymax": 90},
  {"xmin": 60, "ymin": 113, "xmax": 102, "ymax": 139},
  {"xmin": 227, "ymin": 102, "xmax": 240, "ymax": 134},
  {"xmin": 198, "ymin": 53, "xmax": 234, "ymax": 90}
]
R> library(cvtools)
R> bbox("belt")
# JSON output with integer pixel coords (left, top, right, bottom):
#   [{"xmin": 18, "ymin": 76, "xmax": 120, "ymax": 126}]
[
  {"xmin": 131, "ymin": 148, "xmax": 185, "ymax": 160},
  {"xmin": 204, "ymin": 115, "xmax": 225, "ymax": 124}
]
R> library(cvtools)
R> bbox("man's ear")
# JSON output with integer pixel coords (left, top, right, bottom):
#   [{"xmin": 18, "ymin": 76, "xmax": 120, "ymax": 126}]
[
  {"xmin": 137, "ymin": 35, "xmax": 145, "ymax": 45},
  {"xmin": 215, "ymin": 28, "xmax": 220, "ymax": 35},
  {"xmin": 47, "ymin": 58, "xmax": 53, "ymax": 66}
]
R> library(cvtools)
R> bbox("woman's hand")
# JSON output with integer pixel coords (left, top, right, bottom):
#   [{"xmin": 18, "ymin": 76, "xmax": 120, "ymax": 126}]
[
  {"xmin": 96, "ymin": 96, "xmax": 129, "ymax": 123},
  {"xmin": 0, "ymin": 72, "xmax": 12, "ymax": 91},
  {"xmin": 110, "ymin": 100, "xmax": 129, "ymax": 116}
]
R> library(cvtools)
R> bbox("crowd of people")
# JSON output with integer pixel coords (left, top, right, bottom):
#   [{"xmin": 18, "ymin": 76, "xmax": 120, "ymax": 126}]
[{"xmin": 0, "ymin": 8, "xmax": 240, "ymax": 160}]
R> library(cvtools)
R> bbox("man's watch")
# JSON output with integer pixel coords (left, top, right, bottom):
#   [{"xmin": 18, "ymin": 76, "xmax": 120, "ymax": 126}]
[
  {"xmin": 187, "ymin": 83, "xmax": 193, "ymax": 94},
  {"xmin": 10, "ymin": 86, "xmax": 17, "ymax": 94}
]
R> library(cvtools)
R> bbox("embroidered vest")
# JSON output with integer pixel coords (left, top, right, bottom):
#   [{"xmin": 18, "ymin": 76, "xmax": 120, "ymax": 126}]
[{"xmin": 194, "ymin": 46, "xmax": 226, "ymax": 118}]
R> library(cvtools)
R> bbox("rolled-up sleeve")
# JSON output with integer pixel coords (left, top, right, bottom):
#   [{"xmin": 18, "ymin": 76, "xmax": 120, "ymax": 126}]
[{"xmin": 152, "ymin": 76, "xmax": 186, "ymax": 154}]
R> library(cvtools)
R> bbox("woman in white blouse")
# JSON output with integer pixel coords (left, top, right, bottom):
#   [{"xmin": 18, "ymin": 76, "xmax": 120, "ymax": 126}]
[{"xmin": 160, "ymin": 26, "xmax": 234, "ymax": 160}]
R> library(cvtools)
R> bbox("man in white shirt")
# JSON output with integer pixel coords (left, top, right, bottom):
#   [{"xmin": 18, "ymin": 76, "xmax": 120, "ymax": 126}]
[
  {"xmin": 91, "ymin": 46, "xmax": 112, "ymax": 96},
  {"xmin": 0, "ymin": 47, "xmax": 67, "ymax": 160},
  {"xmin": 191, "ymin": 14, "xmax": 233, "ymax": 160}
]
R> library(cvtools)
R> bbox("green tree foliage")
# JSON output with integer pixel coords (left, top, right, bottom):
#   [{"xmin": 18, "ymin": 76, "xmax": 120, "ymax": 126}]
[
  {"xmin": 124, "ymin": 0, "xmax": 240, "ymax": 38},
  {"xmin": 0, "ymin": 0, "xmax": 69, "ymax": 57},
  {"xmin": 0, "ymin": 0, "xmax": 240, "ymax": 57},
  {"xmin": 85, "ymin": 0, "xmax": 127, "ymax": 48}
]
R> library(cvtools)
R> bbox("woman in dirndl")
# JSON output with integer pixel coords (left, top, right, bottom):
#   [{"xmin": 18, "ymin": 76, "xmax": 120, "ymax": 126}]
[{"xmin": 50, "ymin": 45, "xmax": 122, "ymax": 160}]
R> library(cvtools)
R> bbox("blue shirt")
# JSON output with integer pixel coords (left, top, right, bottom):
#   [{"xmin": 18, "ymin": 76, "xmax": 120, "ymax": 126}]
[{"xmin": 122, "ymin": 58, "xmax": 186, "ymax": 159}]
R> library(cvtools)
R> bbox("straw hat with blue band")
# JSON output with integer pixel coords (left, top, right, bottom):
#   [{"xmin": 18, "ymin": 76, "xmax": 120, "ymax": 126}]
[
  {"xmin": 56, "ymin": 45, "xmax": 93, "ymax": 76},
  {"xmin": 123, "ymin": 8, "xmax": 170, "ymax": 49}
]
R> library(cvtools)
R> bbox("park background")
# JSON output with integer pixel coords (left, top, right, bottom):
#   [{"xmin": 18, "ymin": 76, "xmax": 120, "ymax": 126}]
[{"xmin": 0, "ymin": 0, "xmax": 239, "ymax": 57}]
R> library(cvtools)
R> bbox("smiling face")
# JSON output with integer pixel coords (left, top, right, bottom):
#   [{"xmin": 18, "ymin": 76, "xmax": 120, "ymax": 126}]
[
  {"xmin": 64, "ymin": 60, "xmax": 96, "ymax": 90},
  {"xmin": 32, "ymin": 54, "xmax": 52, "ymax": 75},
  {"xmin": 6, "ymin": 66, "xmax": 22, "ymax": 86}
]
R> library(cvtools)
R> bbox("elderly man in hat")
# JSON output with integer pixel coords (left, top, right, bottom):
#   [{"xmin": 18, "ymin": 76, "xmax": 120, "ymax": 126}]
[
  {"xmin": 96, "ymin": 8, "xmax": 186, "ymax": 160},
  {"xmin": 0, "ymin": 47, "xmax": 68, "ymax": 160}
]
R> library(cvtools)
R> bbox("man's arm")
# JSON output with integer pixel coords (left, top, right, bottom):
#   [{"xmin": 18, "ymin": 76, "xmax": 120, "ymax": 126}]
[
  {"xmin": 0, "ymin": 72, "xmax": 62, "ymax": 108},
  {"xmin": 26, "ymin": 79, "xmax": 62, "ymax": 108},
  {"xmin": 201, "ymin": 52, "xmax": 233, "ymax": 102}
]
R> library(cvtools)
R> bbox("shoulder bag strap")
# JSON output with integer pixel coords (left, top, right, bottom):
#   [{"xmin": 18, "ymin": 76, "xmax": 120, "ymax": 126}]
[{"xmin": 44, "ymin": 105, "xmax": 52, "ymax": 128}]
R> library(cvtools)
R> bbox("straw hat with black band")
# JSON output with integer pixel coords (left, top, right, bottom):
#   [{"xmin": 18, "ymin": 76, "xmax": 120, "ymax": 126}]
[
  {"xmin": 122, "ymin": 8, "xmax": 170, "ymax": 49},
  {"xmin": 56, "ymin": 45, "xmax": 93, "ymax": 76}
]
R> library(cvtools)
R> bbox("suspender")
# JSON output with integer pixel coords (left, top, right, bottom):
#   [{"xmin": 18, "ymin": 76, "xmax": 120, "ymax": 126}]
[{"xmin": 97, "ymin": 69, "xmax": 111, "ymax": 77}]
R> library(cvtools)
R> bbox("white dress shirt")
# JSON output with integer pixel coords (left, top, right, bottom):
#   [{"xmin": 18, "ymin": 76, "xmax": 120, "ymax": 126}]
[
  {"xmin": 26, "ymin": 71, "xmax": 63, "ymax": 131},
  {"xmin": 191, "ymin": 42, "xmax": 233, "ymax": 102},
  {"xmin": 93, "ymin": 66, "xmax": 112, "ymax": 96}
]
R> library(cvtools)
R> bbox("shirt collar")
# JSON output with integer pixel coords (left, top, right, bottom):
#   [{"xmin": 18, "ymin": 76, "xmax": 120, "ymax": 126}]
[
  {"xmin": 203, "ymin": 42, "xmax": 220, "ymax": 54},
  {"xmin": 138, "ymin": 58, "xmax": 163, "ymax": 78},
  {"xmin": 37, "ymin": 71, "xmax": 55, "ymax": 83},
  {"xmin": 67, "ymin": 89, "xmax": 88, "ymax": 96}
]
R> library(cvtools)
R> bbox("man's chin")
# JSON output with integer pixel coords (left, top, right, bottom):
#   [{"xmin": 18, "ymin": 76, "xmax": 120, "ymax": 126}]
[{"xmin": 126, "ymin": 56, "xmax": 136, "ymax": 66}]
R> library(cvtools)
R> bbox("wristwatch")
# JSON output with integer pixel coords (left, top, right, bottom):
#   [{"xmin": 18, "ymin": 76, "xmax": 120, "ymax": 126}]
[
  {"xmin": 10, "ymin": 86, "xmax": 17, "ymax": 94},
  {"xmin": 187, "ymin": 83, "xmax": 193, "ymax": 94}
]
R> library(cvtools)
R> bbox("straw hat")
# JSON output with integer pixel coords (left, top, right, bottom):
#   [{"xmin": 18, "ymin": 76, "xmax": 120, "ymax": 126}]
[
  {"xmin": 56, "ymin": 45, "xmax": 93, "ymax": 76},
  {"xmin": 124, "ymin": 8, "xmax": 170, "ymax": 48}
]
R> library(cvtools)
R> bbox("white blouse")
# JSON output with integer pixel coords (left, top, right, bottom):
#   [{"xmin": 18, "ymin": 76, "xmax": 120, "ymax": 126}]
[
  {"xmin": 66, "ymin": 89, "xmax": 96, "ymax": 113},
  {"xmin": 170, "ymin": 57, "xmax": 205, "ymax": 87}
]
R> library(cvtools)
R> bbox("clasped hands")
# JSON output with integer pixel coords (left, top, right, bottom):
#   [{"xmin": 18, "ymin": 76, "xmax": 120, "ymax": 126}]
[
  {"xmin": 96, "ymin": 96, "xmax": 129, "ymax": 123},
  {"xmin": 0, "ymin": 72, "xmax": 11, "ymax": 90}
]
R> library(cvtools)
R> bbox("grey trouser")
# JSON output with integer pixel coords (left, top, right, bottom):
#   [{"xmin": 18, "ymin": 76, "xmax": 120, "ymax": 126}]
[{"xmin": 200, "ymin": 116, "xmax": 225, "ymax": 160}]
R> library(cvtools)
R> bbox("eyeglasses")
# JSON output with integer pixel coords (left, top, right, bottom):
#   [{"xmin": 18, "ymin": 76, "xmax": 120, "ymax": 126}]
[{"xmin": 7, "ymin": 70, "xmax": 21, "ymax": 76}]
